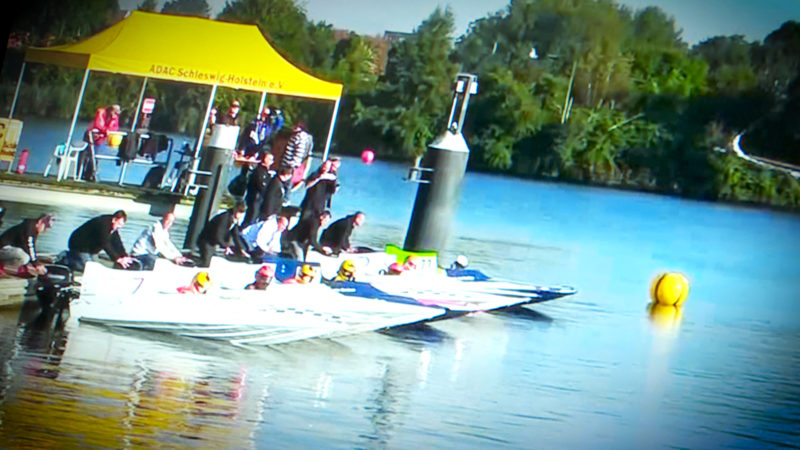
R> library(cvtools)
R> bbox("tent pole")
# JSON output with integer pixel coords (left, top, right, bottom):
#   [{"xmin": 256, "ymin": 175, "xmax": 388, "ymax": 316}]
[
  {"xmin": 9, "ymin": 62, "xmax": 26, "ymax": 119},
  {"xmin": 65, "ymin": 69, "xmax": 91, "ymax": 147},
  {"xmin": 131, "ymin": 77, "xmax": 148, "ymax": 132},
  {"xmin": 258, "ymin": 92, "xmax": 267, "ymax": 114},
  {"xmin": 322, "ymin": 97, "xmax": 340, "ymax": 161},
  {"xmin": 187, "ymin": 84, "xmax": 217, "ymax": 189}
]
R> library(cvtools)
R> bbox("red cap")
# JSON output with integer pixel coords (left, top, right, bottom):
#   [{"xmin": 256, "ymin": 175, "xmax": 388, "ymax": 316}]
[{"xmin": 257, "ymin": 265, "xmax": 274, "ymax": 278}]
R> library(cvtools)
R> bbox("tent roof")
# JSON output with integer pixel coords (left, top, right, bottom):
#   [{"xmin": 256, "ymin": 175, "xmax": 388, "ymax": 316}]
[{"xmin": 25, "ymin": 11, "xmax": 342, "ymax": 101}]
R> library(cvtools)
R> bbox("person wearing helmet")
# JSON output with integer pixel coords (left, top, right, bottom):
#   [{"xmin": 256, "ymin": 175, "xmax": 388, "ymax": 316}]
[
  {"xmin": 387, "ymin": 255, "xmax": 419, "ymax": 275},
  {"xmin": 333, "ymin": 259, "xmax": 356, "ymax": 282},
  {"xmin": 178, "ymin": 271, "xmax": 211, "ymax": 294},
  {"xmin": 450, "ymin": 254, "xmax": 469, "ymax": 270},
  {"xmin": 283, "ymin": 263, "xmax": 317, "ymax": 284},
  {"xmin": 246, "ymin": 264, "xmax": 274, "ymax": 290}
]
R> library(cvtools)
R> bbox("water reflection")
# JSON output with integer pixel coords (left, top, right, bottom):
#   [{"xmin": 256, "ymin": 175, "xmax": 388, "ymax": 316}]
[{"xmin": 0, "ymin": 313, "xmax": 265, "ymax": 447}]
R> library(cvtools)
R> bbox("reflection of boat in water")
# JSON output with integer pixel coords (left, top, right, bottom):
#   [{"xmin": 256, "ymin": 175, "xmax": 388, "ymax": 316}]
[{"xmin": 70, "ymin": 259, "xmax": 445, "ymax": 346}]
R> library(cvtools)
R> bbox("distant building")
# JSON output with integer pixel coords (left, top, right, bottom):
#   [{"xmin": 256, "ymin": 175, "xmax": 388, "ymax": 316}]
[{"xmin": 383, "ymin": 31, "xmax": 414, "ymax": 44}]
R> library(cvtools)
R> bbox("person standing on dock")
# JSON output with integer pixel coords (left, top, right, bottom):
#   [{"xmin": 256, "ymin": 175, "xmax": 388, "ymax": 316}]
[
  {"xmin": 217, "ymin": 99, "xmax": 241, "ymax": 126},
  {"xmin": 195, "ymin": 203, "xmax": 247, "ymax": 267},
  {"xmin": 258, "ymin": 168, "xmax": 293, "ymax": 221},
  {"xmin": 279, "ymin": 121, "xmax": 314, "ymax": 190},
  {"xmin": 131, "ymin": 212, "xmax": 191, "ymax": 270},
  {"xmin": 79, "ymin": 104, "xmax": 121, "ymax": 181},
  {"xmin": 0, "ymin": 214, "xmax": 54, "ymax": 276},
  {"xmin": 243, "ymin": 153, "xmax": 275, "ymax": 226},
  {"xmin": 61, "ymin": 210, "xmax": 135, "ymax": 272},
  {"xmin": 299, "ymin": 159, "xmax": 338, "ymax": 221}
]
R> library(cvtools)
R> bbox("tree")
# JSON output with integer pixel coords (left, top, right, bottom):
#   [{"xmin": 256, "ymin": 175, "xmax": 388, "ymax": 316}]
[
  {"xmin": 161, "ymin": 0, "xmax": 210, "ymax": 18},
  {"xmin": 8, "ymin": 0, "xmax": 120, "ymax": 46},
  {"xmin": 355, "ymin": 7, "xmax": 458, "ymax": 157},
  {"xmin": 137, "ymin": 0, "xmax": 157, "ymax": 11}
]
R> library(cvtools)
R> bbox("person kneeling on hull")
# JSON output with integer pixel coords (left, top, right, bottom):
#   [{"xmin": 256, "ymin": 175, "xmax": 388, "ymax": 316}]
[{"xmin": 131, "ymin": 212, "xmax": 191, "ymax": 270}]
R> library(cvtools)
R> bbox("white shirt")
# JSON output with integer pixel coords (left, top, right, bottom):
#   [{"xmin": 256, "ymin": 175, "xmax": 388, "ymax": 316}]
[
  {"xmin": 241, "ymin": 215, "xmax": 282, "ymax": 254},
  {"xmin": 131, "ymin": 220, "xmax": 182, "ymax": 260}
]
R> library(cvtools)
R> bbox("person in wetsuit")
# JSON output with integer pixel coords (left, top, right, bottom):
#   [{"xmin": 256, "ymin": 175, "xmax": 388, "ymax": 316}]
[
  {"xmin": 258, "ymin": 168, "xmax": 293, "ymax": 221},
  {"xmin": 243, "ymin": 153, "xmax": 275, "ymax": 227}
]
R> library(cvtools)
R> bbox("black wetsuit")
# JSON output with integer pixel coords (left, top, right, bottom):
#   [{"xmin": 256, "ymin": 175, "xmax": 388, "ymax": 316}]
[
  {"xmin": 0, "ymin": 219, "xmax": 40, "ymax": 262},
  {"xmin": 320, "ymin": 214, "xmax": 358, "ymax": 255},
  {"xmin": 196, "ymin": 209, "xmax": 244, "ymax": 267},
  {"xmin": 258, "ymin": 175, "xmax": 287, "ymax": 221},
  {"xmin": 244, "ymin": 165, "xmax": 273, "ymax": 226},
  {"xmin": 300, "ymin": 176, "xmax": 337, "ymax": 220}
]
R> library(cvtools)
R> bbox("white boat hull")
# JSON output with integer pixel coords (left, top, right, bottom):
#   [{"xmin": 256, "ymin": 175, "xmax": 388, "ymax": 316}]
[{"xmin": 72, "ymin": 261, "xmax": 444, "ymax": 346}]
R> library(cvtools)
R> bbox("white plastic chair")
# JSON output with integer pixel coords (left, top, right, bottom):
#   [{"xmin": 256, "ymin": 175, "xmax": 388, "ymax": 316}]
[{"xmin": 43, "ymin": 142, "xmax": 88, "ymax": 181}]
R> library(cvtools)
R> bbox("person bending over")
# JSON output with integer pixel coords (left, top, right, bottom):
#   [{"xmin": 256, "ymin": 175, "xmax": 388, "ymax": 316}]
[
  {"xmin": 0, "ymin": 213, "xmax": 54, "ymax": 276},
  {"xmin": 131, "ymin": 212, "xmax": 191, "ymax": 270},
  {"xmin": 240, "ymin": 215, "xmax": 289, "ymax": 262},
  {"xmin": 195, "ymin": 203, "xmax": 247, "ymax": 267},
  {"xmin": 282, "ymin": 210, "xmax": 331, "ymax": 261},
  {"xmin": 320, "ymin": 212, "xmax": 366, "ymax": 255},
  {"xmin": 63, "ymin": 210, "xmax": 135, "ymax": 271}
]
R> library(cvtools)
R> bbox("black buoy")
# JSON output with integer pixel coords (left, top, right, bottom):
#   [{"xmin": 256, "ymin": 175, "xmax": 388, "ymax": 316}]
[{"xmin": 404, "ymin": 73, "xmax": 477, "ymax": 254}]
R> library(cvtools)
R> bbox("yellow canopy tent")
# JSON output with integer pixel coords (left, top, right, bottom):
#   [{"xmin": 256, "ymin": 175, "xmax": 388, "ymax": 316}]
[{"xmin": 9, "ymin": 10, "xmax": 343, "ymax": 169}]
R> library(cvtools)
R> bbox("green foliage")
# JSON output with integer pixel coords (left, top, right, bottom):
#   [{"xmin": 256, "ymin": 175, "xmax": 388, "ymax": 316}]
[
  {"xmin": 4, "ymin": 0, "xmax": 800, "ymax": 209},
  {"xmin": 9, "ymin": 0, "xmax": 120, "ymax": 46},
  {"xmin": 355, "ymin": 7, "xmax": 458, "ymax": 157},
  {"xmin": 137, "ymin": 0, "xmax": 157, "ymax": 12},
  {"xmin": 161, "ymin": 0, "xmax": 210, "ymax": 17}
]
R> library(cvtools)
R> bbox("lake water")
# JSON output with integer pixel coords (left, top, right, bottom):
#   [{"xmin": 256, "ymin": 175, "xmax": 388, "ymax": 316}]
[{"xmin": 0, "ymin": 118, "xmax": 799, "ymax": 447}]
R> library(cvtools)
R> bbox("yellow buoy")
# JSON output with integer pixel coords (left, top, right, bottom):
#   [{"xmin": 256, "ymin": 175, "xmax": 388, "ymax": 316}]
[{"xmin": 650, "ymin": 272, "xmax": 690, "ymax": 306}]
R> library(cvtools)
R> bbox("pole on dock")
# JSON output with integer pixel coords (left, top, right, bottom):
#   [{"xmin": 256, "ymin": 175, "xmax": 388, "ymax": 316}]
[
  {"xmin": 183, "ymin": 125, "xmax": 239, "ymax": 250},
  {"xmin": 403, "ymin": 73, "xmax": 478, "ymax": 254}
]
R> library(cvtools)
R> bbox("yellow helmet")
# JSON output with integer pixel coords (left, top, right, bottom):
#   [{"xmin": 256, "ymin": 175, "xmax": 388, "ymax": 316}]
[
  {"xmin": 341, "ymin": 260, "xmax": 356, "ymax": 273},
  {"xmin": 193, "ymin": 271, "xmax": 211, "ymax": 288},
  {"xmin": 301, "ymin": 264, "xmax": 316, "ymax": 277}
]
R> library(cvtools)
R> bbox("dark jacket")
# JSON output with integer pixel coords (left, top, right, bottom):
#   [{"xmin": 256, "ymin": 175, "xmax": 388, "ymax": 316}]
[
  {"xmin": 284, "ymin": 214, "xmax": 325, "ymax": 254},
  {"xmin": 197, "ymin": 210, "xmax": 241, "ymax": 248},
  {"xmin": 320, "ymin": 215, "xmax": 357, "ymax": 254},
  {"xmin": 259, "ymin": 175, "xmax": 287, "ymax": 220},
  {"xmin": 246, "ymin": 165, "xmax": 272, "ymax": 201},
  {"xmin": 68, "ymin": 215, "xmax": 127, "ymax": 260},
  {"xmin": 0, "ymin": 219, "xmax": 40, "ymax": 261},
  {"xmin": 300, "ymin": 177, "xmax": 337, "ymax": 218}
]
